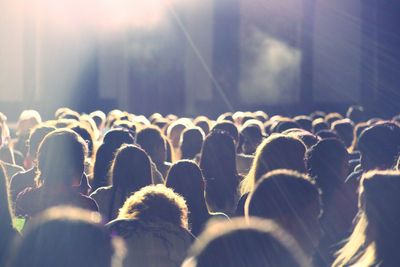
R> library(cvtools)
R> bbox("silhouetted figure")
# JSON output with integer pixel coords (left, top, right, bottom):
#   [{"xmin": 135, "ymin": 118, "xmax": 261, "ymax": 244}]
[
  {"xmin": 10, "ymin": 125, "xmax": 55, "ymax": 203},
  {"xmin": 183, "ymin": 218, "xmax": 310, "ymax": 267},
  {"xmin": 237, "ymin": 134, "xmax": 306, "ymax": 215},
  {"xmin": 246, "ymin": 169, "xmax": 321, "ymax": 261},
  {"xmin": 7, "ymin": 206, "xmax": 123, "ymax": 267},
  {"xmin": 92, "ymin": 129, "xmax": 134, "ymax": 190},
  {"xmin": 180, "ymin": 128, "xmax": 204, "ymax": 160},
  {"xmin": 200, "ymin": 131, "xmax": 240, "ymax": 216},
  {"xmin": 165, "ymin": 160, "xmax": 227, "ymax": 236},
  {"xmin": 334, "ymin": 170, "xmax": 400, "ymax": 267},
  {"xmin": 107, "ymin": 185, "xmax": 193, "ymax": 267},
  {"xmin": 306, "ymin": 138, "xmax": 357, "ymax": 265},
  {"xmin": 0, "ymin": 163, "xmax": 19, "ymax": 266},
  {"xmin": 16, "ymin": 129, "xmax": 98, "ymax": 218},
  {"xmin": 90, "ymin": 145, "xmax": 153, "ymax": 222},
  {"xmin": 136, "ymin": 126, "xmax": 171, "ymax": 178}
]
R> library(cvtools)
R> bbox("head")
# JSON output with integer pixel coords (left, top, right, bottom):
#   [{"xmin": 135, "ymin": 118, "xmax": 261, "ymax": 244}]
[
  {"xmin": 17, "ymin": 110, "xmax": 42, "ymax": 136},
  {"xmin": 110, "ymin": 145, "xmax": 152, "ymax": 192},
  {"xmin": 306, "ymin": 138, "xmax": 349, "ymax": 199},
  {"xmin": 245, "ymin": 169, "xmax": 321, "ymax": 257},
  {"xmin": 212, "ymin": 121, "xmax": 239, "ymax": 145},
  {"xmin": 333, "ymin": 170, "xmax": 400, "ymax": 267},
  {"xmin": 136, "ymin": 126, "xmax": 167, "ymax": 164},
  {"xmin": 167, "ymin": 122, "xmax": 187, "ymax": 148},
  {"xmin": 194, "ymin": 116, "xmax": 211, "ymax": 135},
  {"xmin": 118, "ymin": 184, "xmax": 188, "ymax": 229},
  {"xmin": 239, "ymin": 124, "xmax": 263, "ymax": 155},
  {"xmin": 92, "ymin": 129, "xmax": 134, "ymax": 189},
  {"xmin": 165, "ymin": 160, "xmax": 206, "ymax": 214},
  {"xmin": 8, "ymin": 206, "xmax": 124, "ymax": 267},
  {"xmin": 36, "ymin": 129, "xmax": 87, "ymax": 187},
  {"xmin": 25, "ymin": 125, "xmax": 56, "ymax": 167},
  {"xmin": 69, "ymin": 122, "xmax": 95, "ymax": 158},
  {"xmin": 358, "ymin": 122, "xmax": 400, "ymax": 171},
  {"xmin": 180, "ymin": 127, "xmax": 205, "ymax": 160},
  {"xmin": 331, "ymin": 119, "xmax": 354, "ymax": 148},
  {"xmin": 241, "ymin": 134, "xmax": 306, "ymax": 194},
  {"xmin": 200, "ymin": 131, "xmax": 238, "ymax": 212},
  {"xmin": 184, "ymin": 218, "xmax": 309, "ymax": 267}
]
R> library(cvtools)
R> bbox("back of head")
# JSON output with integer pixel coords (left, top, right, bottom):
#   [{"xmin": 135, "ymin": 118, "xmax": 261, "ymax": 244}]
[
  {"xmin": 200, "ymin": 131, "xmax": 238, "ymax": 212},
  {"xmin": 180, "ymin": 128, "xmax": 204, "ymax": 160},
  {"xmin": 306, "ymin": 138, "xmax": 349, "ymax": 197},
  {"xmin": 111, "ymin": 144, "xmax": 152, "ymax": 191},
  {"xmin": 28, "ymin": 125, "xmax": 56, "ymax": 159},
  {"xmin": 333, "ymin": 170, "xmax": 400, "ymax": 267},
  {"xmin": 358, "ymin": 122, "xmax": 400, "ymax": 170},
  {"xmin": 239, "ymin": 124, "xmax": 263, "ymax": 155},
  {"xmin": 93, "ymin": 129, "xmax": 134, "ymax": 189},
  {"xmin": 17, "ymin": 110, "xmax": 42, "ymax": 136},
  {"xmin": 8, "ymin": 206, "xmax": 120, "ymax": 267},
  {"xmin": 136, "ymin": 126, "xmax": 166, "ymax": 163},
  {"xmin": 331, "ymin": 119, "xmax": 354, "ymax": 148},
  {"xmin": 184, "ymin": 218, "xmax": 309, "ymax": 267},
  {"xmin": 246, "ymin": 170, "xmax": 321, "ymax": 256},
  {"xmin": 212, "ymin": 121, "xmax": 239, "ymax": 144},
  {"xmin": 37, "ymin": 129, "xmax": 87, "ymax": 187},
  {"xmin": 166, "ymin": 160, "xmax": 204, "ymax": 211},
  {"xmin": 244, "ymin": 134, "xmax": 306, "ymax": 193},
  {"xmin": 246, "ymin": 170, "xmax": 320, "ymax": 221},
  {"xmin": 118, "ymin": 184, "xmax": 188, "ymax": 229}
]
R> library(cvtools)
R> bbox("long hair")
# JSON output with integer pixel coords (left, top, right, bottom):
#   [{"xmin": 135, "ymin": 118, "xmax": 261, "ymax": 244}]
[
  {"xmin": 107, "ymin": 145, "xmax": 152, "ymax": 220},
  {"xmin": 241, "ymin": 134, "xmax": 306, "ymax": 194},
  {"xmin": 35, "ymin": 129, "xmax": 87, "ymax": 187},
  {"xmin": 165, "ymin": 160, "xmax": 208, "ymax": 235},
  {"xmin": 199, "ymin": 130, "xmax": 239, "ymax": 214},
  {"xmin": 333, "ymin": 170, "xmax": 400, "ymax": 267},
  {"xmin": 92, "ymin": 129, "xmax": 134, "ymax": 190}
]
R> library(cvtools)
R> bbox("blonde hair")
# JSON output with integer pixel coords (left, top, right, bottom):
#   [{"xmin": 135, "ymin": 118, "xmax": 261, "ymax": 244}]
[
  {"xmin": 333, "ymin": 170, "xmax": 400, "ymax": 267},
  {"xmin": 118, "ymin": 184, "xmax": 189, "ymax": 229},
  {"xmin": 240, "ymin": 134, "xmax": 306, "ymax": 194}
]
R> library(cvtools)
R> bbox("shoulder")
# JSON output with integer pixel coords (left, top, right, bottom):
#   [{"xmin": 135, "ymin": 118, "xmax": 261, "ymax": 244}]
[{"xmin": 90, "ymin": 186, "xmax": 112, "ymax": 198}]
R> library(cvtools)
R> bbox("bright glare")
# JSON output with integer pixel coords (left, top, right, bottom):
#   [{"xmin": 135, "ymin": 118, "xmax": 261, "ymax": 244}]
[{"xmin": 23, "ymin": 0, "xmax": 175, "ymax": 32}]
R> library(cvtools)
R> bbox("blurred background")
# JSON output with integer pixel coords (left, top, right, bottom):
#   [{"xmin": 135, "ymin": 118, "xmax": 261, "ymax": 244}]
[{"xmin": 0, "ymin": 0, "xmax": 399, "ymax": 119}]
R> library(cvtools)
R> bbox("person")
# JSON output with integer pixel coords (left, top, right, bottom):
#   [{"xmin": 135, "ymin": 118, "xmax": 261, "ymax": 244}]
[
  {"xmin": 13, "ymin": 110, "xmax": 42, "ymax": 165},
  {"xmin": 90, "ymin": 145, "xmax": 153, "ymax": 222},
  {"xmin": 10, "ymin": 125, "xmax": 55, "ymax": 203},
  {"xmin": 237, "ymin": 134, "xmax": 306, "ymax": 215},
  {"xmin": 236, "ymin": 124, "xmax": 263, "ymax": 175},
  {"xmin": 331, "ymin": 119, "xmax": 354, "ymax": 149},
  {"xmin": 7, "ymin": 206, "xmax": 125, "ymax": 267},
  {"xmin": 333, "ymin": 170, "xmax": 400, "ymax": 267},
  {"xmin": 306, "ymin": 138, "xmax": 357, "ymax": 265},
  {"xmin": 107, "ymin": 185, "xmax": 193, "ymax": 267},
  {"xmin": 165, "ymin": 160, "xmax": 227, "ymax": 236},
  {"xmin": 92, "ymin": 129, "xmax": 134, "ymax": 190},
  {"xmin": 245, "ymin": 169, "xmax": 321, "ymax": 261},
  {"xmin": 200, "ymin": 130, "xmax": 240, "ymax": 216},
  {"xmin": 182, "ymin": 218, "xmax": 310, "ymax": 267},
  {"xmin": 136, "ymin": 126, "xmax": 171, "ymax": 179},
  {"xmin": 346, "ymin": 122, "xmax": 400, "ymax": 189},
  {"xmin": 180, "ymin": 128, "xmax": 204, "ymax": 161},
  {"xmin": 0, "ymin": 163, "xmax": 19, "ymax": 266},
  {"xmin": 16, "ymin": 129, "xmax": 98, "ymax": 218}
]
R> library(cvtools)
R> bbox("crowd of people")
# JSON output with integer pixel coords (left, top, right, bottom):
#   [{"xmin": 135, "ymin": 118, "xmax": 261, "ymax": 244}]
[{"xmin": 1, "ymin": 105, "xmax": 400, "ymax": 266}]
